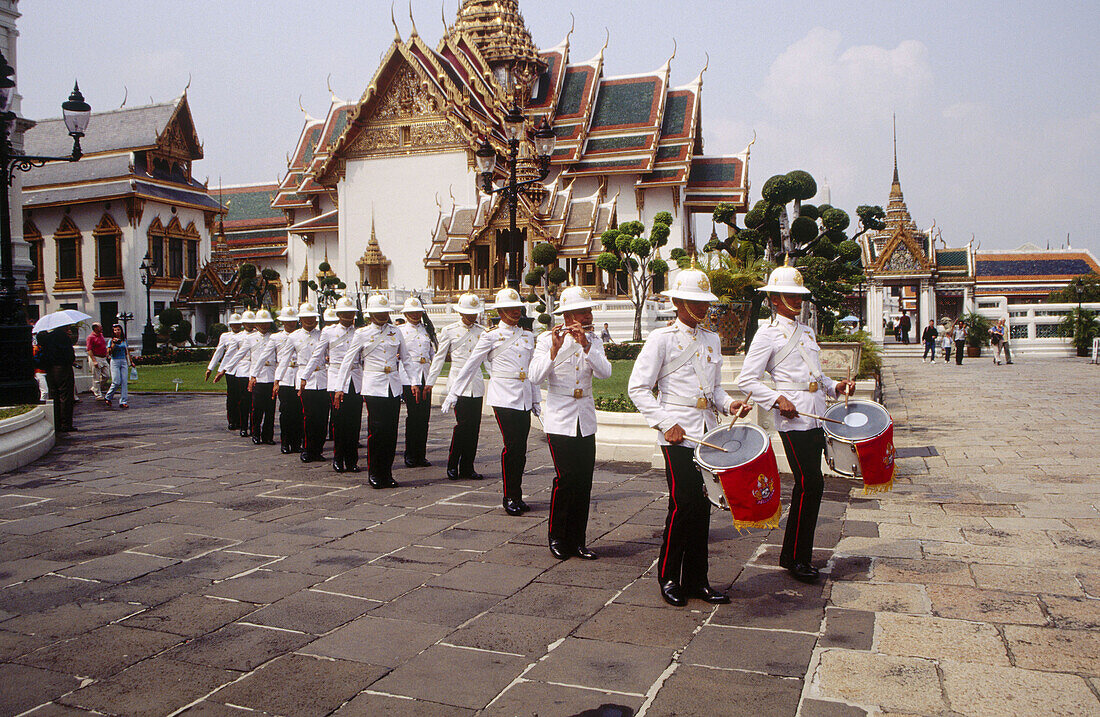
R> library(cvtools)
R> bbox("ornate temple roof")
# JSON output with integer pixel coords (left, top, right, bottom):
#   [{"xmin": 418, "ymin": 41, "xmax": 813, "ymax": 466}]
[
  {"xmin": 220, "ymin": 183, "xmax": 286, "ymax": 261},
  {"xmin": 448, "ymin": 0, "xmax": 542, "ymax": 70}
]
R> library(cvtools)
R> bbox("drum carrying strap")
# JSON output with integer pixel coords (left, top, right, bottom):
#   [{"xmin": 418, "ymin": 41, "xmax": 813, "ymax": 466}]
[
  {"xmin": 768, "ymin": 324, "xmax": 804, "ymax": 373},
  {"xmin": 489, "ymin": 329, "xmax": 525, "ymax": 362}
]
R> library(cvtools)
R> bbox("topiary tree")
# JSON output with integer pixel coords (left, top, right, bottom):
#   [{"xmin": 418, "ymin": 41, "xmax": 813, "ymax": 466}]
[
  {"xmin": 306, "ymin": 261, "xmax": 347, "ymax": 310},
  {"xmin": 208, "ymin": 323, "xmax": 228, "ymax": 345},
  {"xmin": 525, "ymin": 242, "xmax": 567, "ymax": 323},
  {"xmin": 235, "ymin": 263, "xmax": 282, "ymax": 310},
  {"xmin": 596, "ymin": 212, "xmax": 673, "ymax": 341}
]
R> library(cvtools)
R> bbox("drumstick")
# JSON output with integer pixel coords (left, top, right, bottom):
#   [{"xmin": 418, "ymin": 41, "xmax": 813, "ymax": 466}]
[
  {"xmin": 731, "ymin": 391, "xmax": 752, "ymax": 426},
  {"xmin": 797, "ymin": 410, "xmax": 846, "ymax": 426},
  {"xmin": 683, "ymin": 436, "xmax": 729, "ymax": 452},
  {"xmin": 845, "ymin": 367, "xmax": 850, "ymax": 409}
]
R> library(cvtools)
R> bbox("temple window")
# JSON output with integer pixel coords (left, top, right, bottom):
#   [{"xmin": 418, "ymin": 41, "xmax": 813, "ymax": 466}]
[
  {"xmin": 25, "ymin": 221, "xmax": 44, "ymax": 292},
  {"xmin": 92, "ymin": 213, "xmax": 124, "ymax": 289},
  {"xmin": 54, "ymin": 217, "xmax": 84, "ymax": 290}
]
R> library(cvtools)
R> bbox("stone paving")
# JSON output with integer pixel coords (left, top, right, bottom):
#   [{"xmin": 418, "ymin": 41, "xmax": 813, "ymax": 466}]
[{"xmin": 0, "ymin": 356, "xmax": 1097, "ymax": 716}]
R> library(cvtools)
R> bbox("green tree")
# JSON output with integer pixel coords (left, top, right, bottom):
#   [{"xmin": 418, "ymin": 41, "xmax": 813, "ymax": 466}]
[
  {"xmin": 235, "ymin": 263, "xmax": 282, "ymax": 310},
  {"xmin": 596, "ymin": 212, "xmax": 672, "ymax": 341},
  {"xmin": 1047, "ymin": 274, "xmax": 1100, "ymax": 303},
  {"xmin": 305, "ymin": 261, "xmax": 347, "ymax": 310},
  {"xmin": 524, "ymin": 242, "xmax": 567, "ymax": 325}
]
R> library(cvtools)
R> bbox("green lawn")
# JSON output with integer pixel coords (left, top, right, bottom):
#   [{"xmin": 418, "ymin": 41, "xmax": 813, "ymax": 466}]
[
  {"xmin": 0, "ymin": 405, "xmax": 36, "ymax": 420},
  {"xmin": 130, "ymin": 359, "xmax": 639, "ymax": 398}
]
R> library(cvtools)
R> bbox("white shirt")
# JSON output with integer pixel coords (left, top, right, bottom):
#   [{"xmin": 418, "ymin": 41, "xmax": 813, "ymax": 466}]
[
  {"xmin": 284, "ymin": 327, "xmax": 324, "ymax": 389},
  {"xmin": 207, "ymin": 330, "xmax": 236, "ymax": 372},
  {"xmin": 224, "ymin": 330, "xmax": 259, "ymax": 379},
  {"xmin": 628, "ymin": 320, "xmax": 736, "ymax": 446},
  {"xmin": 216, "ymin": 330, "xmax": 246, "ymax": 374},
  {"xmin": 400, "ymin": 321, "xmax": 435, "ymax": 386},
  {"xmin": 443, "ymin": 322, "xmax": 540, "ymax": 411},
  {"xmin": 737, "ymin": 314, "xmax": 838, "ymax": 432},
  {"xmin": 337, "ymin": 322, "xmax": 408, "ymax": 398},
  {"xmin": 249, "ymin": 331, "xmax": 281, "ymax": 383},
  {"xmin": 529, "ymin": 331, "xmax": 612, "ymax": 437},
  {"xmin": 428, "ymin": 320, "xmax": 487, "ymax": 398},
  {"xmin": 302, "ymin": 323, "xmax": 356, "ymax": 392}
]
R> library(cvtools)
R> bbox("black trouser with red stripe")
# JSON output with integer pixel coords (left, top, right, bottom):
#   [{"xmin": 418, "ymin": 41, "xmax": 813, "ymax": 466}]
[
  {"xmin": 402, "ymin": 384, "xmax": 431, "ymax": 464},
  {"xmin": 365, "ymin": 393, "xmax": 401, "ymax": 479},
  {"xmin": 493, "ymin": 407, "xmax": 530, "ymax": 502},
  {"xmin": 251, "ymin": 382, "xmax": 275, "ymax": 443},
  {"xmin": 237, "ymin": 379, "xmax": 252, "ymax": 434},
  {"xmin": 547, "ymin": 431, "xmax": 596, "ymax": 549},
  {"xmin": 301, "ymin": 388, "xmax": 329, "ymax": 459},
  {"xmin": 658, "ymin": 445, "xmax": 711, "ymax": 589},
  {"xmin": 278, "ymin": 385, "xmax": 303, "ymax": 452},
  {"xmin": 448, "ymin": 396, "xmax": 482, "ymax": 477},
  {"xmin": 225, "ymin": 375, "xmax": 240, "ymax": 429},
  {"xmin": 332, "ymin": 389, "xmax": 363, "ymax": 470},
  {"xmin": 778, "ymin": 428, "xmax": 825, "ymax": 566}
]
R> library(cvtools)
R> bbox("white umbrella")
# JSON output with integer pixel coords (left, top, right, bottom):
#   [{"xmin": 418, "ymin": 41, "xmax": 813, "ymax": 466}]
[
  {"xmin": 32, "ymin": 309, "xmax": 93, "ymax": 333},
  {"xmin": 839, "ymin": 315, "xmax": 860, "ymax": 323}
]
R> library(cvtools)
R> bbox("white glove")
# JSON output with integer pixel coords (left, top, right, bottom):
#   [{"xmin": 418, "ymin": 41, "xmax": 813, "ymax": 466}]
[
  {"xmin": 440, "ymin": 397, "xmax": 455, "ymax": 414},
  {"xmin": 532, "ymin": 403, "xmax": 541, "ymax": 418}
]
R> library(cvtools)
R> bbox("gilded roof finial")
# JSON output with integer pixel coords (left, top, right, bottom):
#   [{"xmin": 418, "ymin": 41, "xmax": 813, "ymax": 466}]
[
  {"xmin": 892, "ymin": 113, "xmax": 899, "ymax": 185},
  {"xmin": 441, "ymin": 1, "xmax": 448, "ymax": 35},
  {"xmin": 664, "ymin": 38, "xmax": 677, "ymax": 72},
  {"xmin": 699, "ymin": 52, "xmax": 710, "ymax": 83},
  {"xmin": 408, "ymin": 0, "xmax": 418, "ymax": 38},
  {"xmin": 391, "ymin": 2, "xmax": 402, "ymax": 42},
  {"xmin": 565, "ymin": 12, "xmax": 575, "ymax": 48}
]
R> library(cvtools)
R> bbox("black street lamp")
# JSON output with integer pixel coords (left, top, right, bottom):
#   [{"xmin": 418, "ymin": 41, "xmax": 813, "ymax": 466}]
[
  {"xmin": 475, "ymin": 109, "xmax": 556, "ymax": 289},
  {"xmin": 116, "ymin": 311, "xmax": 133, "ymax": 338},
  {"xmin": 0, "ymin": 52, "xmax": 90, "ymax": 406},
  {"xmin": 139, "ymin": 252, "xmax": 158, "ymax": 355}
]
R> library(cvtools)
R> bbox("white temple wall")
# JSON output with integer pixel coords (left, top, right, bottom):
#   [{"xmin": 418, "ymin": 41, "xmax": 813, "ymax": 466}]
[{"xmin": 340, "ymin": 152, "xmax": 472, "ymax": 293}]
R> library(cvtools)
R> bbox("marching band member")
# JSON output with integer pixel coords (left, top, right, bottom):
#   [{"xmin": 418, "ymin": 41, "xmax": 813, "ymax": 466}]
[
  {"xmin": 286, "ymin": 302, "xmax": 326, "ymax": 462},
  {"xmin": 215, "ymin": 309, "xmax": 257, "ymax": 437},
  {"xmin": 247, "ymin": 309, "xmax": 277, "ymax": 445},
  {"xmin": 267, "ymin": 305, "xmax": 301, "ymax": 454},
  {"xmin": 443, "ymin": 288, "xmax": 540, "ymax": 516},
  {"xmin": 302, "ymin": 297, "xmax": 358, "ymax": 472},
  {"xmin": 336, "ymin": 294, "xmax": 408, "ymax": 487},
  {"xmin": 529, "ymin": 287, "xmax": 611, "ymax": 560},
  {"xmin": 399, "ymin": 296, "xmax": 435, "ymax": 468},
  {"xmin": 427, "ymin": 293, "xmax": 488, "ymax": 481},
  {"xmin": 737, "ymin": 262, "xmax": 855, "ymax": 584},
  {"xmin": 627, "ymin": 266, "xmax": 751, "ymax": 607},
  {"xmin": 206, "ymin": 313, "xmax": 243, "ymax": 430}
]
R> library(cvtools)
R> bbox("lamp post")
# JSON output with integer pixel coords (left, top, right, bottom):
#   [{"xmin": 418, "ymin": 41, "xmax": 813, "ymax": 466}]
[
  {"xmin": 0, "ymin": 51, "xmax": 90, "ymax": 406},
  {"xmin": 1075, "ymin": 281, "xmax": 1085, "ymax": 357},
  {"xmin": 116, "ymin": 311, "xmax": 133, "ymax": 338},
  {"xmin": 139, "ymin": 252, "xmax": 158, "ymax": 355},
  {"xmin": 475, "ymin": 108, "xmax": 556, "ymax": 289}
]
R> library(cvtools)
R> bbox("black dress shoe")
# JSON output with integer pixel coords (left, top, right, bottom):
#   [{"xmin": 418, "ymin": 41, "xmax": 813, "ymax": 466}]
[
  {"xmin": 549, "ymin": 540, "xmax": 571, "ymax": 560},
  {"xmin": 446, "ymin": 469, "xmax": 459, "ymax": 480},
  {"xmin": 415, "ymin": 459, "xmax": 432, "ymax": 468},
  {"xmin": 574, "ymin": 546, "xmax": 597, "ymax": 560},
  {"xmin": 262, "ymin": 439, "xmax": 276, "ymax": 445},
  {"xmin": 517, "ymin": 500, "xmax": 531, "ymax": 513},
  {"xmin": 784, "ymin": 562, "xmax": 820, "ymax": 584},
  {"xmin": 368, "ymin": 474, "xmax": 385, "ymax": 488},
  {"xmin": 252, "ymin": 437, "xmax": 262, "ymax": 445},
  {"xmin": 688, "ymin": 584, "xmax": 731, "ymax": 604},
  {"xmin": 503, "ymin": 498, "xmax": 524, "ymax": 516},
  {"xmin": 404, "ymin": 458, "xmax": 417, "ymax": 468},
  {"xmin": 466, "ymin": 472, "xmax": 485, "ymax": 481},
  {"xmin": 346, "ymin": 465, "xmax": 360, "ymax": 473},
  {"xmin": 386, "ymin": 476, "xmax": 399, "ymax": 488},
  {"xmin": 659, "ymin": 580, "xmax": 686, "ymax": 607},
  {"xmin": 281, "ymin": 445, "xmax": 291, "ymax": 454},
  {"xmin": 332, "ymin": 461, "xmax": 345, "ymax": 473},
  {"xmin": 300, "ymin": 452, "xmax": 311, "ymax": 463},
  {"xmin": 240, "ymin": 430, "xmax": 249, "ymax": 437}
]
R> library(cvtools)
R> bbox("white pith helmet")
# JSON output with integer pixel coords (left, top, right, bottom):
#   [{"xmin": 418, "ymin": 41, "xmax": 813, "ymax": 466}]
[
  {"xmin": 228, "ymin": 313, "xmax": 243, "ymax": 325},
  {"xmin": 664, "ymin": 268, "xmax": 718, "ymax": 302},
  {"xmin": 401, "ymin": 296, "xmax": 425, "ymax": 314},
  {"xmin": 493, "ymin": 287, "xmax": 525, "ymax": 310},
  {"xmin": 240, "ymin": 310, "xmax": 258, "ymax": 324},
  {"xmin": 553, "ymin": 286, "xmax": 598, "ymax": 315},
  {"xmin": 297, "ymin": 301, "xmax": 320, "ymax": 319},
  {"xmin": 366, "ymin": 293, "xmax": 392, "ymax": 314},
  {"xmin": 323, "ymin": 307, "xmax": 338, "ymax": 322},
  {"xmin": 759, "ymin": 264, "xmax": 811, "ymax": 295},
  {"xmin": 254, "ymin": 308, "xmax": 273, "ymax": 323},
  {"xmin": 334, "ymin": 296, "xmax": 357, "ymax": 314},
  {"xmin": 455, "ymin": 293, "xmax": 482, "ymax": 315},
  {"xmin": 277, "ymin": 305, "xmax": 299, "ymax": 322}
]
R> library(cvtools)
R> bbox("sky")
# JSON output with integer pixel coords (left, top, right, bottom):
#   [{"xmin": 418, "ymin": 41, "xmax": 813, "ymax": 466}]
[{"xmin": 18, "ymin": 0, "xmax": 1100, "ymax": 257}]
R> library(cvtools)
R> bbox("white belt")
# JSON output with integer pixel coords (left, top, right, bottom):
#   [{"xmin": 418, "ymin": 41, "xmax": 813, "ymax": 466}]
[
  {"xmin": 775, "ymin": 380, "xmax": 820, "ymax": 392},
  {"xmin": 549, "ymin": 386, "xmax": 590, "ymax": 399},
  {"xmin": 493, "ymin": 371, "xmax": 528, "ymax": 381},
  {"xmin": 661, "ymin": 394, "xmax": 710, "ymax": 409},
  {"xmin": 365, "ymin": 364, "xmax": 398, "ymax": 374},
  {"xmin": 417, "ymin": 357, "xmax": 428, "ymax": 364}
]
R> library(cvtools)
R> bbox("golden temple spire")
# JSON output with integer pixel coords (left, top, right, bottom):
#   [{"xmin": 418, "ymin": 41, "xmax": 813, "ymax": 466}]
[{"xmin": 892, "ymin": 113, "xmax": 899, "ymax": 186}]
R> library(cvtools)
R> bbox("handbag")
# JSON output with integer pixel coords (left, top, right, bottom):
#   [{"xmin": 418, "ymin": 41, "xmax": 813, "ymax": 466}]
[{"xmin": 129, "ymin": 366, "xmax": 138, "ymax": 381}]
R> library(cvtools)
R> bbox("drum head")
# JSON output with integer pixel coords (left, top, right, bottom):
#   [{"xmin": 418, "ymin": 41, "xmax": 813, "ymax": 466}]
[
  {"xmin": 695, "ymin": 424, "xmax": 769, "ymax": 471},
  {"xmin": 823, "ymin": 400, "xmax": 891, "ymax": 441}
]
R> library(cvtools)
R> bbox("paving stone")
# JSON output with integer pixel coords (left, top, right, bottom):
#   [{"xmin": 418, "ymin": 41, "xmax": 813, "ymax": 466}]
[
  {"xmin": 1003, "ymin": 625, "xmax": 1100, "ymax": 676},
  {"xmin": 370, "ymin": 644, "xmax": 527, "ymax": 710},
  {"xmin": 812, "ymin": 648, "xmax": 946, "ymax": 714},
  {"xmin": 11, "ymin": 702, "xmax": 91, "ymax": 716},
  {"xmin": 444, "ymin": 611, "xmax": 579, "ymax": 657},
  {"xmin": 119, "ymin": 594, "xmax": 254, "ymax": 636},
  {"xmin": 971, "ymin": 564, "xmax": 1084, "ymax": 596},
  {"xmin": 58, "ymin": 656, "xmax": 240, "ymax": 716},
  {"xmin": 0, "ymin": 574, "xmax": 105, "ymax": 613},
  {"xmin": 242, "ymin": 587, "xmax": 373, "ymax": 634},
  {"xmin": 95, "ymin": 573, "xmax": 211, "ymax": 608},
  {"xmin": 799, "ymin": 699, "xmax": 870, "ymax": 717},
  {"xmin": 491, "ymin": 581, "xmax": 617, "ymax": 621},
  {"xmin": 1, "ymin": 598, "xmax": 141, "ymax": 638},
  {"xmin": 926, "ymin": 584, "xmax": 1047, "ymax": 624},
  {"xmin": 826, "ymin": 555, "xmax": 873, "ymax": 582},
  {"xmin": 1040, "ymin": 594, "xmax": 1100, "ymax": 629},
  {"xmin": 210, "ymin": 653, "xmax": 385, "ymax": 715},
  {"xmin": 709, "ymin": 566, "xmax": 827, "ymax": 632},
  {"xmin": 136, "ymin": 533, "xmax": 239, "ymax": 560},
  {"xmin": 300, "ymin": 615, "xmax": 450, "ymax": 667},
  {"xmin": 833, "ymin": 536, "xmax": 922, "ymax": 559},
  {"xmin": 202, "ymin": 567, "xmax": 319, "ymax": 602},
  {"xmin": 878, "ymin": 612, "xmax": 1010, "ymax": 665},
  {"xmin": 829, "ymin": 581, "xmax": 930, "ymax": 614},
  {"xmin": 574, "ymin": 602, "xmax": 706, "ymax": 649},
  {"xmin": 264, "ymin": 546, "xmax": 374, "ymax": 576},
  {"xmin": 372, "ymin": 544, "xmax": 472, "ymax": 572},
  {"xmin": 0, "ymin": 557, "xmax": 71, "ymax": 586},
  {"xmin": 681, "ymin": 625, "xmax": 816, "ymax": 677},
  {"xmin": 334, "ymin": 692, "xmax": 474, "ymax": 716},
  {"xmin": 0, "ymin": 663, "xmax": 82, "ymax": 716},
  {"xmin": 314, "ymin": 564, "xmax": 433, "ymax": 601},
  {"xmin": 166, "ymin": 622, "xmax": 313, "ymax": 671},
  {"xmin": 820, "ymin": 607, "xmax": 876, "ymax": 650},
  {"xmin": 426, "ymin": 560, "xmax": 542, "ymax": 595},
  {"xmin": 524, "ymin": 637, "xmax": 671, "ymax": 694},
  {"xmin": 535, "ymin": 557, "xmax": 641, "ymax": 590},
  {"xmin": 647, "ymin": 663, "xmax": 802, "ymax": 716},
  {"xmin": 940, "ymin": 659, "xmax": 1100, "ymax": 717},
  {"xmin": 482, "ymin": 680, "xmax": 645, "ymax": 717},
  {"xmin": 0, "ymin": 629, "xmax": 59, "ymax": 661},
  {"xmin": 873, "ymin": 558, "xmax": 974, "ymax": 586},
  {"xmin": 369, "ymin": 585, "xmax": 501, "ymax": 627},
  {"xmin": 16, "ymin": 624, "xmax": 182, "ymax": 679}
]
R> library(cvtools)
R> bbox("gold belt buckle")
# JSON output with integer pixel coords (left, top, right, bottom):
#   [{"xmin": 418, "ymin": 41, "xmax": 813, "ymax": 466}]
[
  {"xmin": 518, "ymin": 371, "xmax": 527, "ymax": 381},
  {"xmin": 573, "ymin": 388, "xmax": 584, "ymax": 399},
  {"xmin": 383, "ymin": 366, "xmax": 392, "ymax": 373},
  {"xmin": 695, "ymin": 397, "xmax": 708, "ymax": 409},
  {"xmin": 419, "ymin": 357, "xmax": 427, "ymax": 363},
  {"xmin": 808, "ymin": 380, "xmax": 819, "ymax": 393}
]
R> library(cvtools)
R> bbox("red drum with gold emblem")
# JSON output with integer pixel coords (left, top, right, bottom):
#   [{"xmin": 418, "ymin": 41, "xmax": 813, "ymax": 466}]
[
  {"xmin": 822, "ymin": 399, "xmax": 896, "ymax": 492},
  {"xmin": 694, "ymin": 423, "xmax": 782, "ymax": 530}
]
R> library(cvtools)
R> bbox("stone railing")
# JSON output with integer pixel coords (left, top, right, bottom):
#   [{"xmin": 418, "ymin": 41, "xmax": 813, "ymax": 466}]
[{"xmin": 0, "ymin": 405, "xmax": 55, "ymax": 474}]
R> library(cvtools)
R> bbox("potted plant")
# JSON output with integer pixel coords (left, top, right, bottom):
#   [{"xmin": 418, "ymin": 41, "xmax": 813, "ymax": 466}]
[
  {"xmin": 1058, "ymin": 307, "xmax": 1100, "ymax": 357},
  {"xmin": 964, "ymin": 311, "xmax": 990, "ymax": 357}
]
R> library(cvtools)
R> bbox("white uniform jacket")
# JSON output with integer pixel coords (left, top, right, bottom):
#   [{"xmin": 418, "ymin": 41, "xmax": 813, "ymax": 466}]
[
  {"xmin": 250, "ymin": 331, "xmax": 281, "ymax": 383},
  {"xmin": 443, "ymin": 323, "xmax": 540, "ymax": 411},
  {"xmin": 226, "ymin": 331, "xmax": 259, "ymax": 379},
  {"xmin": 207, "ymin": 330, "xmax": 236, "ymax": 372},
  {"xmin": 337, "ymin": 322, "xmax": 408, "ymax": 398},
  {"xmin": 427, "ymin": 321, "xmax": 487, "ymax": 398},
  {"xmin": 627, "ymin": 320, "xmax": 737, "ymax": 446},
  {"xmin": 216, "ymin": 331, "xmax": 246, "ymax": 374},
  {"xmin": 400, "ymin": 322, "xmax": 435, "ymax": 386},
  {"xmin": 737, "ymin": 315, "xmax": 837, "ymax": 432},
  {"xmin": 302, "ymin": 323, "xmax": 356, "ymax": 392},
  {"xmin": 277, "ymin": 327, "xmax": 314, "ymax": 387},
  {"xmin": 529, "ymin": 331, "xmax": 612, "ymax": 437}
]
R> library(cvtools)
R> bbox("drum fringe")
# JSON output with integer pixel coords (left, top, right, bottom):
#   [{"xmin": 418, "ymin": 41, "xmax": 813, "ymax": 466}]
[
  {"xmin": 731, "ymin": 505, "xmax": 782, "ymax": 533},
  {"xmin": 862, "ymin": 474, "xmax": 895, "ymax": 494}
]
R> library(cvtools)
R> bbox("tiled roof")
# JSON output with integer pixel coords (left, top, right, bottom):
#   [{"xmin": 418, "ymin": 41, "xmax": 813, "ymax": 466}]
[
  {"xmin": 221, "ymin": 184, "xmax": 282, "ymax": 227},
  {"xmin": 975, "ymin": 253, "xmax": 1099, "ymax": 280},
  {"xmin": 683, "ymin": 155, "xmax": 748, "ymax": 211},
  {"xmin": 936, "ymin": 249, "xmax": 968, "ymax": 269},
  {"xmin": 25, "ymin": 100, "xmax": 178, "ymax": 157}
]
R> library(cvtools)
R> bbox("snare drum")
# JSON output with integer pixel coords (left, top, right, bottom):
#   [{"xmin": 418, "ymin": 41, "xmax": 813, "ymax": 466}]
[
  {"xmin": 694, "ymin": 423, "xmax": 782, "ymax": 529},
  {"xmin": 822, "ymin": 399, "xmax": 894, "ymax": 481}
]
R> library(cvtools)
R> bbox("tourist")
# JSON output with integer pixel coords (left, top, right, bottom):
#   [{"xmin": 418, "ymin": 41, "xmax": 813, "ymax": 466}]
[
  {"xmin": 941, "ymin": 323, "xmax": 954, "ymax": 363},
  {"xmin": 86, "ymin": 323, "xmax": 110, "ymax": 401},
  {"xmin": 953, "ymin": 320, "xmax": 967, "ymax": 365},
  {"xmin": 104, "ymin": 324, "xmax": 134, "ymax": 409},
  {"xmin": 38, "ymin": 325, "xmax": 77, "ymax": 431},
  {"xmin": 921, "ymin": 320, "xmax": 937, "ymax": 362},
  {"xmin": 990, "ymin": 318, "xmax": 1006, "ymax": 365},
  {"xmin": 600, "ymin": 322, "xmax": 613, "ymax": 344},
  {"xmin": 898, "ymin": 312, "xmax": 911, "ymax": 344}
]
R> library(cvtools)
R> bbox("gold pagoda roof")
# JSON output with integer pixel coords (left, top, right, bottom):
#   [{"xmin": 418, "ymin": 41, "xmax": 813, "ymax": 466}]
[{"xmin": 448, "ymin": 0, "xmax": 542, "ymax": 69}]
